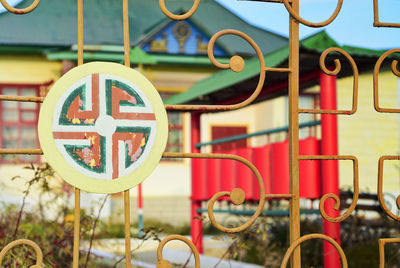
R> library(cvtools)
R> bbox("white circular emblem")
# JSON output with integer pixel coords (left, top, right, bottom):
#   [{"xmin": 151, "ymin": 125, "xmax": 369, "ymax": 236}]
[{"xmin": 38, "ymin": 62, "xmax": 168, "ymax": 193}]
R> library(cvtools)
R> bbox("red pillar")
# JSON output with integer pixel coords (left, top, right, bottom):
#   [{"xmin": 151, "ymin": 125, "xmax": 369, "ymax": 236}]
[
  {"xmin": 320, "ymin": 71, "xmax": 341, "ymax": 268},
  {"xmin": 191, "ymin": 113, "xmax": 203, "ymax": 253}
]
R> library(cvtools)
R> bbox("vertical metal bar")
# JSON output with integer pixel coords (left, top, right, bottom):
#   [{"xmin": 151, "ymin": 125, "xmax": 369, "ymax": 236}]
[
  {"xmin": 122, "ymin": 1, "xmax": 132, "ymax": 267},
  {"xmin": 73, "ymin": 0, "xmax": 84, "ymax": 266},
  {"xmin": 73, "ymin": 188, "xmax": 80, "ymax": 268},
  {"xmin": 191, "ymin": 113, "xmax": 204, "ymax": 253},
  {"xmin": 288, "ymin": 0, "xmax": 300, "ymax": 267},
  {"xmin": 77, "ymin": 0, "xmax": 83, "ymax": 66},
  {"xmin": 123, "ymin": 0, "xmax": 130, "ymax": 68},
  {"xmin": 124, "ymin": 190, "xmax": 132, "ymax": 268},
  {"xmin": 320, "ymin": 72, "xmax": 341, "ymax": 268}
]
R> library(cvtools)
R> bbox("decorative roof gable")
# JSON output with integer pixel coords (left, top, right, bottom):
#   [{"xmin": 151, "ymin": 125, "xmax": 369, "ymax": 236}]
[{"xmin": 141, "ymin": 19, "xmax": 227, "ymax": 56}]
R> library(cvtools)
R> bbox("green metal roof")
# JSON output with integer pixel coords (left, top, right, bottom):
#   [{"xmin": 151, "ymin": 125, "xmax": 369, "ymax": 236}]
[
  {"xmin": 165, "ymin": 31, "xmax": 386, "ymax": 105},
  {"xmin": 0, "ymin": 0, "xmax": 288, "ymax": 56}
]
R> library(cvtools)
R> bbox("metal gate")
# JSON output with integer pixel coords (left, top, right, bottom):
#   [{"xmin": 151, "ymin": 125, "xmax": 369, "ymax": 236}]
[{"xmin": 0, "ymin": 0, "xmax": 399, "ymax": 267}]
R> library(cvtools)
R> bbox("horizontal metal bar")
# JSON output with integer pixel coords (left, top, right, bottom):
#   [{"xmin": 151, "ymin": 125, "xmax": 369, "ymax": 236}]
[
  {"xmin": 0, "ymin": 95, "xmax": 44, "ymax": 102},
  {"xmin": 0, "ymin": 149, "xmax": 43, "ymax": 154},
  {"xmin": 196, "ymin": 208, "xmax": 319, "ymax": 216},
  {"xmin": 195, "ymin": 120, "xmax": 320, "ymax": 148},
  {"xmin": 265, "ymin": 67, "xmax": 291, "ymax": 73}
]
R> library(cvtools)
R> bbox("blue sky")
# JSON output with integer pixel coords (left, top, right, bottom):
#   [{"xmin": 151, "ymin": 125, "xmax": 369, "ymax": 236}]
[
  {"xmin": 1, "ymin": 0, "xmax": 399, "ymax": 49},
  {"xmin": 217, "ymin": 0, "xmax": 400, "ymax": 49}
]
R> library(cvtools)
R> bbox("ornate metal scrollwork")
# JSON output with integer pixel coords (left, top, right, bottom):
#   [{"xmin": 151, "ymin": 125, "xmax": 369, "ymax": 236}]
[
  {"xmin": 165, "ymin": 29, "xmax": 266, "ymax": 112},
  {"xmin": 299, "ymin": 155, "xmax": 359, "ymax": 223},
  {"xmin": 377, "ymin": 156, "xmax": 400, "ymax": 221},
  {"xmin": 162, "ymin": 152, "xmax": 266, "ymax": 233},
  {"xmin": 373, "ymin": 49, "xmax": 400, "ymax": 113},
  {"xmin": 299, "ymin": 47, "xmax": 359, "ymax": 115}
]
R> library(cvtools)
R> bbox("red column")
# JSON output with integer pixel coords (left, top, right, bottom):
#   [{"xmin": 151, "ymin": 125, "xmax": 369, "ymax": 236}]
[
  {"xmin": 320, "ymin": 71, "xmax": 341, "ymax": 268},
  {"xmin": 191, "ymin": 113, "xmax": 203, "ymax": 253}
]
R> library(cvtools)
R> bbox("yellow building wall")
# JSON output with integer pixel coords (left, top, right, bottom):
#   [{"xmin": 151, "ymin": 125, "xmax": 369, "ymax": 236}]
[
  {"xmin": 0, "ymin": 54, "xmax": 63, "ymax": 202},
  {"xmin": 337, "ymin": 70, "xmax": 400, "ymax": 194},
  {"xmin": 0, "ymin": 54, "xmax": 62, "ymax": 84}
]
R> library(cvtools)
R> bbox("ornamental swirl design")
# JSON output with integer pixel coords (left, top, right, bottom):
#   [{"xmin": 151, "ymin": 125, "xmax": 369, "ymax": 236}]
[
  {"xmin": 162, "ymin": 152, "xmax": 266, "ymax": 233},
  {"xmin": 156, "ymin": 235, "xmax": 200, "ymax": 268},
  {"xmin": 280, "ymin": 234, "xmax": 348, "ymax": 268},
  {"xmin": 299, "ymin": 155, "xmax": 359, "ymax": 223},
  {"xmin": 0, "ymin": 239, "xmax": 43, "ymax": 267},
  {"xmin": 282, "ymin": 0, "xmax": 343, "ymax": 28},
  {"xmin": 377, "ymin": 156, "xmax": 400, "ymax": 221},
  {"xmin": 165, "ymin": 29, "xmax": 266, "ymax": 112},
  {"xmin": 373, "ymin": 49, "xmax": 400, "ymax": 113},
  {"xmin": 0, "ymin": 0, "xmax": 40, "ymax": 14},
  {"xmin": 299, "ymin": 47, "xmax": 359, "ymax": 115}
]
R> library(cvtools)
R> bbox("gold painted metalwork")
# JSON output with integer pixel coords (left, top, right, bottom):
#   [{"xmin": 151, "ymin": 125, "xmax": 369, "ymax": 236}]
[
  {"xmin": 373, "ymin": 49, "xmax": 400, "ymax": 113},
  {"xmin": 159, "ymin": 0, "xmax": 200, "ymax": 21},
  {"xmin": 163, "ymin": 152, "xmax": 266, "ymax": 233},
  {"xmin": 1, "ymin": 0, "xmax": 399, "ymax": 267},
  {"xmin": 156, "ymin": 235, "xmax": 200, "ymax": 268},
  {"xmin": 377, "ymin": 156, "xmax": 400, "ymax": 221},
  {"xmin": 282, "ymin": 0, "xmax": 343, "ymax": 28},
  {"xmin": 0, "ymin": 239, "xmax": 43, "ymax": 267},
  {"xmin": 165, "ymin": 29, "xmax": 267, "ymax": 111},
  {"xmin": 299, "ymin": 47, "xmax": 359, "ymax": 115},
  {"xmin": 0, "ymin": 95, "xmax": 44, "ymax": 102},
  {"xmin": 299, "ymin": 155, "xmax": 359, "ymax": 223},
  {"xmin": 373, "ymin": 0, "xmax": 400, "ymax": 28},
  {"xmin": 378, "ymin": 238, "xmax": 400, "ymax": 268},
  {"xmin": 280, "ymin": 234, "xmax": 348, "ymax": 268},
  {"xmin": 0, "ymin": 0, "xmax": 40, "ymax": 14}
]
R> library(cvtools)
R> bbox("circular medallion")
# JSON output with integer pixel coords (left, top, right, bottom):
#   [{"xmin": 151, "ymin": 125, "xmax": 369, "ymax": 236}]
[{"xmin": 38, "ymin": 62, "xmax": 168, "ymax": 193}]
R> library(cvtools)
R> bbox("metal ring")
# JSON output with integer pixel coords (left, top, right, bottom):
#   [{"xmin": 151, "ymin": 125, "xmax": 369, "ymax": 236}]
[
  {"xmin": 0, "ymin": 239, "xmax": 43, "ymax": 267},
  {"xmin": 159, "ymin": 0, "xmax": 200, "ymax": 20},
  {"xmin": 0, "ymin": 0, "xmax": 40, "ymax": 14},
  {"xmin": 156, "ymin": 235, "xmax": 200, "ymax": 268}
]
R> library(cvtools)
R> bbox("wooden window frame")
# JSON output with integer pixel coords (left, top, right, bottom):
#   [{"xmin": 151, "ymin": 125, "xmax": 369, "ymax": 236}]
[{"xmin": 0, "ymin": 83, "xmax": 41, "ymax": 164}]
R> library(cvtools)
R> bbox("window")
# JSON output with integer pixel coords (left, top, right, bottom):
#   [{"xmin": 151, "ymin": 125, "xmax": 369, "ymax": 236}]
[
  {"xmin": 160, "ymin": 93, "xmax": 184, "ymax": 160},
  {"xmin": 166, "ymin": 111, "xmax": 183, "ymax": 153},
  {"xmin": 0, "ymin": 85, "xmax": 40, "ymax": 163}
]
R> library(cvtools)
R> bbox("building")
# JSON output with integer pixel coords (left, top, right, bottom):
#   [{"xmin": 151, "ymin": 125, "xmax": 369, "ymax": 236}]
[
  {"xmin": 0, "ymin": 0, "xmax": 288, "ymax": 221},
  {"xmin": 0, "ymin": 0, "xmax": 398, "ymax": 230}
]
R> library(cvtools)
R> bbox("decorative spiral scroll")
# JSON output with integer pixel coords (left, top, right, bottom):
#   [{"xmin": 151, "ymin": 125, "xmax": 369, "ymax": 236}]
[
  {"xmin": 0, "ymin": 0, "xmax": 40, "ymax": 14},
  {"xmin": 159, "ymin": 0, "xmax": 200, "ymax": 20},
  {"xmin": 280, "ymin": 234, "xmax": 348, "ymax": 268},
  {"xmin": 373, "ymin": 49, "xmax": 400, "ymax": 113},
  {"xmin": 282, "ymin": 0, "xmax": 343, "ymax": 28},
  {"xmin": 165, "ymin": 29, "xmax": 266, "ymax": 112},
  {"xmin": 377, "ymin": 156, "xmax": 400, "ymax": 221},
  {"xmin": 156, "ymin": 235, "xmax": 200, "ymax": 268},
  {"xmin": 299, "ymin": 155, "xmax": 359, "ymax": 223},
  {"xmin": 0, "ymin": 239, "xmax": 43, "ymax": 267},
  {"xmin": 300, "ymin": 47, "xmax": 359, "ymax": 115},
  {"xmin": 162, "ymin": 152, "xmax": 266, "ymax": 233}
]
